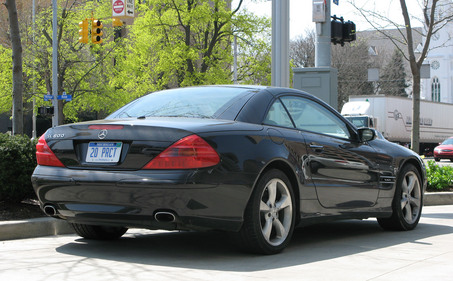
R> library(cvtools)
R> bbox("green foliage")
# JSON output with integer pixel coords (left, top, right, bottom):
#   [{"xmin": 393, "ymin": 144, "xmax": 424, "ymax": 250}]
[
  {"xmin": 426, "ymin": 160, "xmax": 453, "ymax": 191},
  {"xmin": 1, "ymin": 0, "xmax": 271, "ymax": 123},
  {"xmin": 114, "ymin": 0, "xmax": 271, "ymax": 94},
  {"xmin": 0, "ymin": 133, "xmax": 37, "ymax": 203},
  {"xmin": 0, "ymin": 45, "xmax": 13, "ymax": 113},
  {"xmin": 24, "ymin": 0, "xmax": 125, "ymax": 123}
]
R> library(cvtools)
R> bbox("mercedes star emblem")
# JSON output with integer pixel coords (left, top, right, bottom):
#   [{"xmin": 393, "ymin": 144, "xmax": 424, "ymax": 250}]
[{"xmin": 98, "ymin": 129, "xmax": 108, "ymax": 139}]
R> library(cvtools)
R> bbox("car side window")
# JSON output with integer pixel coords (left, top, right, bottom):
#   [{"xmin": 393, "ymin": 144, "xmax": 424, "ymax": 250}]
[
  {"xmin": 280, "ymin": 96, "xmax": 351, "ymax": 139},
  {"xmin": 263, "ymin": 99, "xmax": 295, "ymax": 128}
]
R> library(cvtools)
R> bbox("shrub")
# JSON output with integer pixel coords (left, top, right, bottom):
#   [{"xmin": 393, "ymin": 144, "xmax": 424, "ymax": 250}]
[
  {"xmin": 426, "ymin": 160, "xmax": 453, "ymax": 191},
  {"xmin": 0, "ymin": 133, "xmax": 37, "ymax": 203}
]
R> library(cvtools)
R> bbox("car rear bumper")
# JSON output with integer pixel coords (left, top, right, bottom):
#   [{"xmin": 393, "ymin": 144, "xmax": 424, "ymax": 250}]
[
  {"xmin": 434, "ymin": 151, "xmax": 453, "ymax": 159},
  {"xmin": 31, "ymin": 165, "xmax": 255, "ymax": 232}
]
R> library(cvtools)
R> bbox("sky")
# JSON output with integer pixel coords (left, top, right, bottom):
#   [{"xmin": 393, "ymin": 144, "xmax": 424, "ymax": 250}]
[{"xmin": 234, "ymin": 0, "xmax": 425, "ymax": 39}]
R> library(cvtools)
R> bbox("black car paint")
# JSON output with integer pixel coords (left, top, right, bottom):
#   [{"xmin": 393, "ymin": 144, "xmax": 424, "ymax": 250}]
[{"xmin": 32, "ymin": 86, "xmax": 426, "ymax": 233}]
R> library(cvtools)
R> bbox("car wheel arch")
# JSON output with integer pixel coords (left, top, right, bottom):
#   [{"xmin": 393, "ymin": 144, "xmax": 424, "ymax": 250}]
[
  {"xmin": 249, "ymin": 159, "xmax": 301, "ymax": 223},
  {"xmin": 397, "ymin": 158, "xmax": 426, "ymax": 190}
]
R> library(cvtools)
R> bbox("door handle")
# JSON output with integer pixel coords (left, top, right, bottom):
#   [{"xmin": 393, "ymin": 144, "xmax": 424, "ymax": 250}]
[{"xmin": 309, "ymin": 144, "xmax": 324, "ymax": 153}]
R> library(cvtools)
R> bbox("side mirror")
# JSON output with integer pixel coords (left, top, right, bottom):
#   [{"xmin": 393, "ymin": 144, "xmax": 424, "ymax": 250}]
[{"xmin": 358, "ymin": 128, "xmax": 375, "ymax": 142}]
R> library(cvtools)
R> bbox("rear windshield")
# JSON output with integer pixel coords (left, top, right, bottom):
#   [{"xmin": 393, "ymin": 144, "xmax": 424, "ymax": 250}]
[{"xmin": 107, "ymin": 87, "xmax": 250, "ymax": 119}]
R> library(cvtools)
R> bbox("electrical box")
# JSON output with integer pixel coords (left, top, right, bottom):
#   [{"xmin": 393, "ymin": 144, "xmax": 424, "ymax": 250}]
[
  {"xmin": 293, "ymin": 68, "xmax": 339, "ymax": 110},
  {"xmin": 312, "ymin": 0, "xmax": 326, "ymax": 22}
]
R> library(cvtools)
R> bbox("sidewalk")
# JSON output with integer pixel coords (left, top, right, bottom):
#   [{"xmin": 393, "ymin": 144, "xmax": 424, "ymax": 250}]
[{"xmin": 1, "ymin": 192, "xmax": 452, "ymax": 241}]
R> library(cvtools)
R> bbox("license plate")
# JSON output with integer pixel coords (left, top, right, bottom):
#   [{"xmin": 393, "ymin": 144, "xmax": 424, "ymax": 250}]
[{"xmin": 86, "ymin": 142, "xmax": 123, "ymax": 163}]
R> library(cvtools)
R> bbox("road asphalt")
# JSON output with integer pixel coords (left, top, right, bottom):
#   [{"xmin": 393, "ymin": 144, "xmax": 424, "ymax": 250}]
[{"xmin": 0, "ymin": 192, "xmax": 452, "ymax": 241}]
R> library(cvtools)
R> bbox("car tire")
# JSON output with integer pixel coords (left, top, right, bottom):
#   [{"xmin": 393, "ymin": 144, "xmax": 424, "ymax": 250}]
[
  {"xmin": 450, "ymin": 159, "xmax": 453, "ymax": 162},
  {"xmin": 239, "ymin": 169, "xmax": 296, "ymax": 254},
  {"xmin": 377, "ymin": 164, "xmax": 423, "ymax": 231},
  {"xmin": 434, "ymin": 158, "xmax": 440, "ymax": 162},
  {"xmin": 70, "ymin": 223, "xmax": 128, "ymax": 240}
]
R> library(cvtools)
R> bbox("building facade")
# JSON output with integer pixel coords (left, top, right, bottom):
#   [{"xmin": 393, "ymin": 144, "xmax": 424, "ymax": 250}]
[{"xmin": 421, "ymin": 0, "xmax": 453, "ymax": 103}]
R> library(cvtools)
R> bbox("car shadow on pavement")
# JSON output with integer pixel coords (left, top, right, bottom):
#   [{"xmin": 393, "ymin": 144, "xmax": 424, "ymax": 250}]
[{"xmin": 56, "ymin": 218, "xmax": 453, "ymax": 272}]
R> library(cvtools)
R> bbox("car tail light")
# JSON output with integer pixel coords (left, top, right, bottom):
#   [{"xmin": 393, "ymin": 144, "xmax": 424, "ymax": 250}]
[
  {"xmin": 143, "ymin": 134, "xmax": 220, "ymax": 169},
  {"xmin": 36, "ymin": 135, "xmax": 64, "ymax": 167}
]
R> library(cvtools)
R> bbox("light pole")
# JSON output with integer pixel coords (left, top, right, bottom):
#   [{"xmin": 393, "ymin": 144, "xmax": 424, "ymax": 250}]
[
  {"xmin": 315, "ymin": 0, "xmax": 331, "ymax": 67},
  {"xmin": 271, "ymin": 0, "xmax": 290, "ymax": 88}
]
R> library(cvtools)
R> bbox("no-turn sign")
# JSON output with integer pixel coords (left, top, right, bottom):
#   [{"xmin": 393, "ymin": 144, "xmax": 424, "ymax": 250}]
[
  {"xmin": 113, "ymin": 0, "xmax": 124, "ymax": 14},
  {"xmin": 112, "ymin": 0, "xmax": 134, "ymax": 18}
]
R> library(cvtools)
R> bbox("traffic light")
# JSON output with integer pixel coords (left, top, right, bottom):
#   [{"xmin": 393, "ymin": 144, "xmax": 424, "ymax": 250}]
[
  {"xmin": 91, "ymin": 19, "xmax": 103, "ymax": 44},
  {"xmin": 112, "ymin": 18, "xmax": 124, "ymax": 27},
  {"xmin": 331, "ymin": 19, "xmax": 343, "ymax": 45},
  {"xmin": 38, "ymin": 106, "xmax": 54, "ymax": 115},
  {"xmin": 343, "ymin": 20, "xmax": 356, "ymax": 43},
  {"xmin": 78, "ymin": 19, "xmax": 89, "ymax": 44},
  {"xmin": 331, "ymin": 15, "xmax": 356, "ymax": 46}
]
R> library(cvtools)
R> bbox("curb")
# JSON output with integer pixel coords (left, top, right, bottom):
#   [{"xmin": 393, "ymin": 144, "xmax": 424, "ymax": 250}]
[
  {"xmin": 0, "ymin": 217, "xmax": 74, "ymax": 241},
  {"xmin": 0, "ymin": 192, "xmax": 452, "ymax": 241},
  {"xmin": 424, "ymin": 191, "xmax": 453, "ymax": 206}
]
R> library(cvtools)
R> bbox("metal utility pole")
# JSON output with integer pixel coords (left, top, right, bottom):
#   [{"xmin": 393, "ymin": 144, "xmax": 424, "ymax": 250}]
[
  {"xmin": 271, "ymin": 0, "xmax": 290, "ymax": 87},
  {"xmin": 315, "ymin": 0, "xmax": 331, "ymax": 67},
  {"xmin": 293, "ymin": 0, "xmax": 337, "ymax": 109},
  {"xmin": 52, "ymin": 0, "xmax": 59, "ymax": 126}
]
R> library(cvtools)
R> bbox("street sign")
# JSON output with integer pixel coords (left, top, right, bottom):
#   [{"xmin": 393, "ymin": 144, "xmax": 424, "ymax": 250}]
[
  {"xmin": 112, "ymin": 0, "xmax": 124, "ymax": 15},
  {"xmin": 57, "ymin": 94, "xmax": 72, "ymax": 101},
  {"xmin": 126, "ymin": 0, "xmax": 134, "ymax": 17},
  {"xmin": 44, "ymin": 94, "xmax": 54, "ymax": 101},
  {"xmin": 112, "ymin": 0, "xmax": 134, "ymax": 18}
]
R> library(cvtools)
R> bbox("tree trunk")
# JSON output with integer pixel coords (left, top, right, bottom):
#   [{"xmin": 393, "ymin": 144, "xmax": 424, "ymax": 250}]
[
  {"xmin": 6, "ymin": 0, "xmax": 23, "ymax": 135},
  {"xmin": 411, "ymin": 70, "xmax": 421, "ymax": 154}
]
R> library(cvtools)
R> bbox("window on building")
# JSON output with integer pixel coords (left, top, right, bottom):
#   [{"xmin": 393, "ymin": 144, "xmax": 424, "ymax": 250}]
[{"xmin": 432, "ymin": 77, "xmax": 441, "ymax": 102}]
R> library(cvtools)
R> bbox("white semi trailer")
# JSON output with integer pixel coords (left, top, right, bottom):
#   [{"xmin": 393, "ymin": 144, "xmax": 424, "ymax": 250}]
[{"xmin": 341, "ymin": 95, "xmax": 453, "ymax": 154}]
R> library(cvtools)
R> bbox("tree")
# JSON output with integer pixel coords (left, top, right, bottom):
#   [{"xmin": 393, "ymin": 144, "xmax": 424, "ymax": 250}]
[
  {"xmin": 379, "ymin": 49, "xmax": 408, "ymax": 96},
  {"xmin": 113, "ymin": 0, "xmax": 271, "ymax": 94},
  {"xmin": 350, "ymin": 0, "xmax": 453, "ymax": 153},
  {"xmin": 0, "ymin": 0, "xmax": 271, "ymax": 127},
  {"xmin": 233, "ymin": 13, "xmax": 272, "ymax": 85},
  {"xmin": 0, "ymin": 46, "xmax": 13, "ymax": 113},
  {"xmin": 290, "ymin": 29, "xmax": 315, "ymax": 68},
  {"xmin": 26, "ymin": 1, "xmax": 125, "ymax": 123},
  {"xmin": 3, "ymin": 0, "xmax": 23, "ymax": 135},
  {"xmin": 332, "ymin": 39, "xmax": 374, "ymax": 108}
]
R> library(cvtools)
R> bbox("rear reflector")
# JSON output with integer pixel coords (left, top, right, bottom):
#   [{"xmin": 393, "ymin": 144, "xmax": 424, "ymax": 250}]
[
  {"xmin": 36, "ymin": 135, "xmax": 64, "ymax": 167},
  {"xmin": 143, "ymin": 134, "xmax": 220, "ymax": 170},
  {"xmin": 88, "ymin": 125, "xmax": 124, "ymax": 130}
]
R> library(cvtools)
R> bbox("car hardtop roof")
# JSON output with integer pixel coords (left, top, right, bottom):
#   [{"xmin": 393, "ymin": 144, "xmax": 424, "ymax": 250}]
[{"xmin": 193, "ymin": 84, "xmax": 311, "ymax": 97}]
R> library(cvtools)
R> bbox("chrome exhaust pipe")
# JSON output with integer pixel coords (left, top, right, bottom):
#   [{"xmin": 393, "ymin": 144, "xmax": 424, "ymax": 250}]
[
  {"xmin": 154, "ymin": 211, "xmax": 176, "ymax": 223},
  {"xmin": 43, "ymin": 204, "xmax": 58, "ymax": 217}
]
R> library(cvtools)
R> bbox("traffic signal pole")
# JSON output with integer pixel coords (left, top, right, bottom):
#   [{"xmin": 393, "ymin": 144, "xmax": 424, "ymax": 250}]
[
  {"xmin": 293, "ymin": 0, "xmax": 337, "ymax": 109},
  {"xmin": 271, "ymin": 0, "xmax": 290, "ymax": 88},
  {"xmin": 315, "ymin": 0, "xmax": 331, "ymax": 67}
]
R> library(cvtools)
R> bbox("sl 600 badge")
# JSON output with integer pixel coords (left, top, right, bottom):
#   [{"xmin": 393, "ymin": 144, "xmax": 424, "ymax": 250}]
[{"xmin": 48, "ymin": 133, "xmax": 65, "ymax": 139}]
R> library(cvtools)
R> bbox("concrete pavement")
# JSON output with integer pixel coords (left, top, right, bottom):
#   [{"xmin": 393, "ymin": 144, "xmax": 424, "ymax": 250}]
[
  {"xmin": 1, "ymin": 192, "xmax": 452, "ymax": 241},
  {"xmin": 1, "ymin": 205, "xmax": 453, "ymax": 280}
]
